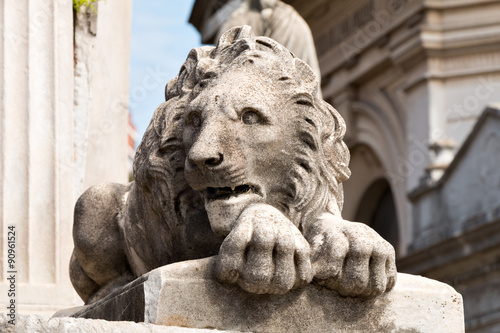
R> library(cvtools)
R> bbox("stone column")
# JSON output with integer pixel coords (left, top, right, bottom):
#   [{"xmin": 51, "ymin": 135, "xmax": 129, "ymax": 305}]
[
  {"xmin": 0, "ymin": 0, "xmax": 132, "ymax": 316},
  {"xmin": 0, "ymin": 0, "xmax": 79, "ymax": 315}
]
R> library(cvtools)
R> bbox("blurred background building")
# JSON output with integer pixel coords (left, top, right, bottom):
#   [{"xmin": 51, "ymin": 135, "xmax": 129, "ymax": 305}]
[{"xmin": 191, "ymin": 0, "xmax": 500, "ymax": 332}]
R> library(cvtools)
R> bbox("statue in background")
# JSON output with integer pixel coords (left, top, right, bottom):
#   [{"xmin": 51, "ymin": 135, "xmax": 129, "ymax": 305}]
[
  {"xmin": 218, "ymin": 0, "xmax": 321, "ymax": 83},
  {"xmin": 69, "ymin": 26, "xmax": 396, "ymax": 305}
]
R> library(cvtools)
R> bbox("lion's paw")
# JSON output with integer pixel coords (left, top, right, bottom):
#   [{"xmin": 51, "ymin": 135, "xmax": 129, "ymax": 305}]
[
  {"xmin": 308, "ymin": 215, "xmax": 397, "ymax": 298},
  {"xmin": 214, "ymin": 204, "xmax": 313, "ymax": 295}
]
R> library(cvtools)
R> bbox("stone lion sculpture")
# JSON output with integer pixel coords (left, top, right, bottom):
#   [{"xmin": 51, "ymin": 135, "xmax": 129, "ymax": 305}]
[{"xmin": 70, "ymin": 26, "xmax": 396, "ymax": 304}]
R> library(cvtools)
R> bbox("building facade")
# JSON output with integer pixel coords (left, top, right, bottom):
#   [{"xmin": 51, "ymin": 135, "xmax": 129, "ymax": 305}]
[{"xmin": 190, "ymin": 1, "xmax": 500, "ymax": 331}]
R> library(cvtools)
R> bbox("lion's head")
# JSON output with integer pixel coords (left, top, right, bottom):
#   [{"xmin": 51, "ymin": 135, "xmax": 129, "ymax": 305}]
[{"xmin": 133, "ymin": 26, "xmax": 350, "ymax": 242}]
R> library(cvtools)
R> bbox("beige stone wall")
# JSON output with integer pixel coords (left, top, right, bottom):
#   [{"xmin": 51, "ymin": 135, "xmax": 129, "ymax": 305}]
[{"xmin": 0, "ymin": 0, "xmax": 132, "ymax": 316}]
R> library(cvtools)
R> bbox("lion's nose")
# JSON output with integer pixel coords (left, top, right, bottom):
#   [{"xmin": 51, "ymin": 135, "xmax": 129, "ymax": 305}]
[
  {"xmin": 188, "ymin": 143, "xmax": 224, "ymax": 169},
  {"xmin": 205, "ymin": 153, "xmax": 224, "ymax": 167}
]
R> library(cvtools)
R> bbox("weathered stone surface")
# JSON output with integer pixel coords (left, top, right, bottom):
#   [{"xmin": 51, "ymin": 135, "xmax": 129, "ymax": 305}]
[
  {"xmin": 70, "ymin": 25, "xmax": 396, "ymax": 305},
  {"xmin": 0, "ymin": 313, "xmax": 237, "ymax": 333},
  {"xmin": 72, "ymin": 257, "xmax": 464, "ymax": 332}
]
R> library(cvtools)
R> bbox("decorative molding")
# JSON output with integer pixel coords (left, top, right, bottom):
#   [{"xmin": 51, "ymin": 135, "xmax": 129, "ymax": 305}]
[
  {"xmin": 315, "ymin": 0, "xmax": 422, "ymax": 78},
  {"xmin": 441, "ymin": 51, "xmax": 500, "ymax": 73},
  {"xmin": 424, "ymin": 0, "xmax": 499, "ymax": 9},
  {"xmin": 444, "ymin": 258, "xmax": 500, "ymax": 287},
  {"xmin": 399, "ymin": 215, "xmax": 500, "ymax": 276}
]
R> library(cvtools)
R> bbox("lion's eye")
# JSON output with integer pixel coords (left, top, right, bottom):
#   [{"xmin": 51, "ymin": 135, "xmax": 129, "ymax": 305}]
[
  {"xmin": 241, "ymin": 109, "xmax": 263, "ymax": 125},
  {"xmin": 296, "ymin": 100, "xmax": 313, "ymax": 107},
  {"xmin": 187, "ymin": 112, "xmax": 202, "ymax": 127}
]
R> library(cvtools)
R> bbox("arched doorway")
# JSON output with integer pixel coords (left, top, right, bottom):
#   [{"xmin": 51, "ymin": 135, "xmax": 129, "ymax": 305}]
[{"xmin": 355, "ymin": 178, "xmax": 400, "ymax": 256}]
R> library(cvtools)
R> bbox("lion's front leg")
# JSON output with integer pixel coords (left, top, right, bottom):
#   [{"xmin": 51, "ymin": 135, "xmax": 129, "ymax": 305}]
[
  {"xmin": 305, "ymin": 214, "xmax": 397, "ymax": 298},
  {"xmin": 214, "ymin": 204, "xmax": 313, "ymax": 295}
]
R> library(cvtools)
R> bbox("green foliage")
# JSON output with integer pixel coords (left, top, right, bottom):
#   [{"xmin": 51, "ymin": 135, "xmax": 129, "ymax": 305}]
[{"xmin": 73, "ymin": 0, "xmax": 104, "ymax": 14}]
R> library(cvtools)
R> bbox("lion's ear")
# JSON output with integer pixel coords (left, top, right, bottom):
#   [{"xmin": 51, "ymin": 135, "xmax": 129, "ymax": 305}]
[
  {"xmin": 165, "ymin": 46, "xmax": 215, "ymax": 101},
  {"xmin": 293, "ymin": 58, "xmax": 320, "ymax": 98},
  {"xmin": 213, "ymin": 26, "xmax": 256, "ymax": 66},
  {"xmin": 216, "ymin": 25, "xmax": 255, "ymax": 49}
]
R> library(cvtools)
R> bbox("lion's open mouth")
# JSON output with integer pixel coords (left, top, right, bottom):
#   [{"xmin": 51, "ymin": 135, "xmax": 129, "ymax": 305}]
[{"xmin": 205, "ymin": 185, "xmax": 258, "ymax": 201}]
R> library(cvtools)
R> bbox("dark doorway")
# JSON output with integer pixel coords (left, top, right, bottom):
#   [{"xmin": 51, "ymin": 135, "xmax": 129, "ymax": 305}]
[{"xmin": 355, "ymin": 178, "xmax": 399, "ymax": 256}]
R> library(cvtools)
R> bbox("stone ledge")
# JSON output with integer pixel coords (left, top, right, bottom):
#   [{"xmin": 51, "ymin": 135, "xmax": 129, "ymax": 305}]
[
  {"xmin": 0, "ymin": 313, "xmax": 237, "ymax": 333},
  {"xmin": 71, "ymin": 256, "xmax": 465, "ymax": 332}
]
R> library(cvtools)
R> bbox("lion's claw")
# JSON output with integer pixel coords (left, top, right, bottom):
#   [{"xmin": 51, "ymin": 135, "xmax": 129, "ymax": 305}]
[
  {"xmin": 308, "ymin": 215, "xmax": 397, "ymax": 298},
  {"xmin": 215, "ymin": 204, "xmax": 313, "ymax": 294}
]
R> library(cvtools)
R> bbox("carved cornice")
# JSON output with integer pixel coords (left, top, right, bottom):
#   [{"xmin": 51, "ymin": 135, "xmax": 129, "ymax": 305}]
[{"xmin": 310, "ymin": 0, "xmax": 500, "ymax": 98}]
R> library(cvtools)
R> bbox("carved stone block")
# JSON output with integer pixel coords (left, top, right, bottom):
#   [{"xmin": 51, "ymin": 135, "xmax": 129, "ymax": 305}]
[{"xmin": 70, "ymin": 257, "xmax": 464, "ymax": 332}]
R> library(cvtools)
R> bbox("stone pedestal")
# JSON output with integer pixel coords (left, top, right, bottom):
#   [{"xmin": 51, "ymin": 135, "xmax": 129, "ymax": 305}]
[
  {"xmin": 68, "ymin": 257, "xmax": 465, "ymax": 332},
  {"xmin": 0, "ymin": 313, "xmax": 235, "ymax": 333}
]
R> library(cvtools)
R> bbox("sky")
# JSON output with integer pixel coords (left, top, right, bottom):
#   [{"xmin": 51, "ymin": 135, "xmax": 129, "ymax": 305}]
[{"xmin": 129, "ymin": 0, "xmax": 201, "ymax": 146}]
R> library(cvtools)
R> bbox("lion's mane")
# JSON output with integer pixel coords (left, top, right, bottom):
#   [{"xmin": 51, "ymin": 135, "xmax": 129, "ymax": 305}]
[{"xmin": 132, "ymin": 26, "xmax": 350, "ymax": 261}]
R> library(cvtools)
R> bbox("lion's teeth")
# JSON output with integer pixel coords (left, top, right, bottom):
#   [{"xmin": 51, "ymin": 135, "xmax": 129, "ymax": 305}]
[{"xmin": 231, "ymin": 186, "xmax": 235, "ymax": 191}]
